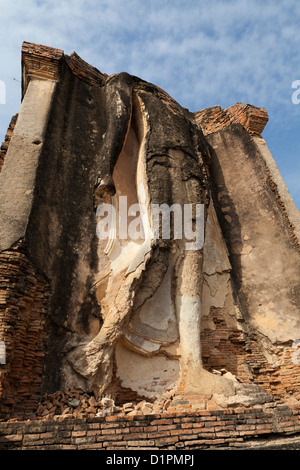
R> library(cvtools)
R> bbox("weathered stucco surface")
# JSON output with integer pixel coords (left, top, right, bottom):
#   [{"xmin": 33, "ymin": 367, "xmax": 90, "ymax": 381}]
[
  {"xmin": 0, "ymin": 42, "xmax": 299, "ymax": 420},
  {"xmin": 205, "ymin": 124, "xmax": 300, "ymax": 345},
  {"xmin": 0, "ymin": 79, "xmax": 57, "ymax": 251}
]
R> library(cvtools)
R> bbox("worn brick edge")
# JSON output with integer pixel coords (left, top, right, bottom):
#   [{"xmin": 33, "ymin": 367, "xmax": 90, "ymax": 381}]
[{"xmin": 0, "ymin": 404, "xmax": 300, "ymax": 450}]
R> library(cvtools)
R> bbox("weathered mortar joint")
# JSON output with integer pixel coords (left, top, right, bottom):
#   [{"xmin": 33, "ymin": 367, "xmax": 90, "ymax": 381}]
[{"xmin": 1, "ymin": 403, "xmax": 300, "ymax": 450}]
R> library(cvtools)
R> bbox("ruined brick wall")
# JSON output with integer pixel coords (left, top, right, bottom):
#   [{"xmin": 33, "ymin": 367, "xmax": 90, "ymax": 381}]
[
  {"xmin": 200, "ymin": 309, "xmax": 300, "ymax": 404},
  {"xmin": 0, "ymin": 404, "xmax": 300, "ymax": 450},
  {"xmin": 0, "ymin": 249, "xmax": 50, "ymax": 419},
  {"xmin": 194, "ymin": 103, "xmax": 268, "ymax": 137},
  {"xmin": 0, "ymin": 113, "xmax": 51, "ymax": 419},
  {"xmin": 193, "ymin": 107, "xmax": 300, "ymax": 407},
  {"xmin": 1, "ymin": 42, "xmax": 299, "ymax": 427}
]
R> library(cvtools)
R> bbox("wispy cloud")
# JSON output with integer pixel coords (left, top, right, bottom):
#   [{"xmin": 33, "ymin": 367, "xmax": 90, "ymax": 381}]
[
  {"xmin": 1, "ymin": 0, "xmax": 299, "ymax": 109},
  {"xmin": 0, "ymin": 0, "xmax": 299, "ymax": 206}
]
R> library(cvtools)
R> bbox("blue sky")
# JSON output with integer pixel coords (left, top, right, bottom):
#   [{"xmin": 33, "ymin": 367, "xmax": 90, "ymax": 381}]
[{"xmin": 0, "ymin": 0, "xmax": 299, "ymax": 209}]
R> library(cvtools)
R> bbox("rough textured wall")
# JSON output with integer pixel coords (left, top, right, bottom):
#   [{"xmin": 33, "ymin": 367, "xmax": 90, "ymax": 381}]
[
  {"xmin": 195, "ymin": 107, "xmax": 300, "ymax": 404},
  {"xmin": 194, "ymin": 102, "xmax": 268, "ymax": 137},
  {"xmin": 0, "ymin": 113, "xmax": 51, "ymax": 419},
  {"xmin": 0, "ymin": 42, "xmax": 299, "ymax": 425},
  {"xmin": 0, "ymin": 248, "xmax": 49, "ymax": 419},
  {"xmin": 1, "ymin": 403, "xmax": 300, "ymax": 450}
]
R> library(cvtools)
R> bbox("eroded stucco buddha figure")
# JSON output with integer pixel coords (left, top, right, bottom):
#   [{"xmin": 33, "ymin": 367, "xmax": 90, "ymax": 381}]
[{"xmin": 64, "ymin": 69, "xmax": 270, "ymax": 406}]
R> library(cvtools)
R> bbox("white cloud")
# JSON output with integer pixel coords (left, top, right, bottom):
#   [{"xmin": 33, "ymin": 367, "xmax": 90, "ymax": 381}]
[
  {"xmin": 1, "ymin": 0, "xmax": 299, "ymax": 110},
  {"xmin": 0, "ymin": 0, "xmax": 299, "ymax": 206}
]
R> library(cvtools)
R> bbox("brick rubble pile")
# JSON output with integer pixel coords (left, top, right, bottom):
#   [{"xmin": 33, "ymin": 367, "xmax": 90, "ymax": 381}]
[{"xmin": 11, "ymin": 389, "xmax": 175, "ymax": 422}]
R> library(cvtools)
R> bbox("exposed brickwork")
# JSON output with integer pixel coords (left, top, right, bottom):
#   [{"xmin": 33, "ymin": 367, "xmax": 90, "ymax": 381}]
[
  {"xmin": 0, "ymin": 42, "xmax": 299, "ymax": 453},
  {"xmin": 65, "ymin": 52, "xmax": 108, "ymax": 88},
  {"xmin": 194, "ymin": 103, "xmax": 268, "ymax": 137},
  {"xmin": 193, "ymin": 105, "xmax": 300, "ymax": 403},
  {"xmin": 21, "ymin": 41, "xmax": 64, "ymax": 97},
  {"xmin": 22, "ymin": 41, "xmax": 108, "ymax": 93},
  {"xmin": 22, "ymin": 42, "xmax": 63, "ymax": 76},
  {"xmin": 200, "ymin": 308, "xmax": 300, "ymax": 405},
  {"xmin": 22, "ymin": 41, "xmax": 64, "ymax": 63},
  {"xmin": 0, "ymin": 248, "xmax": 50, "ymax": 419},
  {"xmin": 201, "ymin": 309, "xmax": 253, "ymax": 382},
  {"xmin": 253, "ymin": 347, "xmax": 300, "ymax": 403},
  {"xmin": 0, "ymin": 404, "xmax": 299, "ymax": 450},
  {"xmin": 0, "ymin": 114, "xmax": 18, "ymax": 172}
]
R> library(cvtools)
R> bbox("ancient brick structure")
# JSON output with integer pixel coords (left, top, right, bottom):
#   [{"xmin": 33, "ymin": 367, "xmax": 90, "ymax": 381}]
[
  {"xmin": 0, "ymin": 42, "xmax": 299, "ymax": 449},
  {"xmin": 194, "ymin": 102, "xmax": 269, "ymax": 137},
  {"xmin": 1, "ymin": 404, "xmax": 300, "ymax": 450},
  {"xmin": 0, "ymin": 249, "xmax": 49, "ymax": 418}
]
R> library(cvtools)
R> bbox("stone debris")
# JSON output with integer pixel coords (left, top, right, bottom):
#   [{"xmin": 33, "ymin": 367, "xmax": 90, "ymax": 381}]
[
  {"xmin": 3, "ymin": 386, "xmax": 287, "ymax": 423},
  {"xmin": 20, "ymin": 389, "xmax": 174, "ymax": 422}
]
